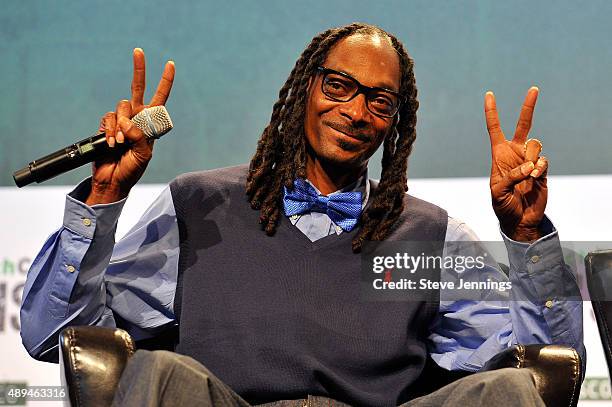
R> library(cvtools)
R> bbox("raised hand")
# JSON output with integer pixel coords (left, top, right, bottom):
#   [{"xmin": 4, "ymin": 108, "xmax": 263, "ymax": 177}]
[
  {"xmin": 485, "ymin": 87, "xmax": 549, "ymax": 242},
  {"xmin": 86, "ymin": 48, "xmax": 175, "ymax": 205}
]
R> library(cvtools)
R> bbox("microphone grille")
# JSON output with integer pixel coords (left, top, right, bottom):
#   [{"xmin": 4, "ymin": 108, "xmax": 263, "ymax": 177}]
[{"xmin": 131, "ymin": 106, "xmax": 174, "ymax": 140}]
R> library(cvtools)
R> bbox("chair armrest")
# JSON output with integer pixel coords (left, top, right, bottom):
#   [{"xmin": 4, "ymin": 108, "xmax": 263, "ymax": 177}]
[
  {"xmin": 59, "ymin": 326, "xmax": 135, "ymax": 407},
  {"xmin": 482, "ymin": 344, "xmax": 582, "ymax": 407},
  {"xmin": 58, "ymin": 329, "xmax": 582, "ymax": 407}
]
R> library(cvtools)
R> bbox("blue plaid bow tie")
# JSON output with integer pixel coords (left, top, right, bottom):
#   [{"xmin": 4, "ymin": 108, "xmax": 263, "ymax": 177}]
[{"xmin": 283, "ymin": 178, "xmax": 362, "ymax": 232}]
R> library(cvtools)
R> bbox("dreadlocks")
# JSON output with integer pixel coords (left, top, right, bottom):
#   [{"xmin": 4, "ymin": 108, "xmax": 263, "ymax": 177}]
[{"xmin": 245, "ymin": 23, "xmax": 419, "ymax": 253}]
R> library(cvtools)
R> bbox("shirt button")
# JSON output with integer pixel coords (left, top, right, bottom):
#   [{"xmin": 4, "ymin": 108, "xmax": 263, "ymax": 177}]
[
  {"xmin": 545, "ymin": 299, "xmax": 554, "ymax": 308},
  {"xmin": 82, "ymin": 218, "xmax": 92, "ymax": 227},
  {"xmin": 530, "ymin": 255, "xmax": 540, "ymax": 264},
  {"xmin": 66, "ymin": 265, "xmax": 76, "ymax": 273}
]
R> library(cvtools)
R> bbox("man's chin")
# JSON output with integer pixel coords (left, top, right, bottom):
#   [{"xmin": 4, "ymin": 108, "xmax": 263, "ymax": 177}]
[
  {"xmin": 336, "ymin": 138, "xmax": 362, "ymax": 152},
  {"xmin": 318, "ymin": 148, "xmax": 367, "ymax": 169}
]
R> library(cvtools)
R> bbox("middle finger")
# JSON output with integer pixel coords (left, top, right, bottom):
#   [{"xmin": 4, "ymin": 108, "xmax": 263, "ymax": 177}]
[{"xmin": 513, "ymin": 86, "xmax": 539, "ymax": 144}]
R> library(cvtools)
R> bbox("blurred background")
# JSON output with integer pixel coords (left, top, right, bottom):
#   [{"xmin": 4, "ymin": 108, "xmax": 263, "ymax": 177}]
[
  {"xmin": 2, "ymin": 0, "xmax": 611, "ymax": 185},
  {"xmin": 1, "ymin": 1, "xmax": 611, "ymax": 404}
]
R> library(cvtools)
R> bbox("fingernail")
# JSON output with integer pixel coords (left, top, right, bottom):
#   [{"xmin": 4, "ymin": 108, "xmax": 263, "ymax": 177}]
[
  {"xmin": 116, "ymin": 131, "xmax": 124, "ymax": 144},
  {"xmin": 526, "ymin": 138, "xmax": 543, "ymax": 149},
  {"xmin": 108, "ymin": 137, "xmax": 115, "ymax": 148},
  {"xmin": 521, "ymin": 162, "xmax": 535, "ymax": 175},
  {"xmin": 530, "ymin": 169, "xmax": 539, "ymax": 177}
]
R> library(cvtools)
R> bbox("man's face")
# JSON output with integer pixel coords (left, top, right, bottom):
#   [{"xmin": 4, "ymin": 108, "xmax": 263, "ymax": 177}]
[{"xmin": 304, "ymin": 33, "xmax": 401, "ymax": 169}]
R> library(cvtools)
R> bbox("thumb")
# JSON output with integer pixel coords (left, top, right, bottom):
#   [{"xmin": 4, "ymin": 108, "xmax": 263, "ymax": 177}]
[
  {"xmin": 117, "ymin": 116, "xmax": 145, "ymax": 143},
  {"xmin": 496, "ymin": 162, "xmax": 535, "ymax": 195},
  {"xmin": 117, "ymin": 116, "xmax": 153, "ymax": 157}
]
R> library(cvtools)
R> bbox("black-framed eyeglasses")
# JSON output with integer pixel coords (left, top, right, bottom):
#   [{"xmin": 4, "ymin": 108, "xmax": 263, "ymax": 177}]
[{"xmin": 316, "ymin": 66, "xmax": 403, "ymax": 118}]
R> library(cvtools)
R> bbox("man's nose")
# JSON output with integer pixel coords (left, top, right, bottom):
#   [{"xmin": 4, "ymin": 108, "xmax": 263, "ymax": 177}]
[{"xmin": 339, "ymin": 93, "xmax": 370, "ymax": 124}]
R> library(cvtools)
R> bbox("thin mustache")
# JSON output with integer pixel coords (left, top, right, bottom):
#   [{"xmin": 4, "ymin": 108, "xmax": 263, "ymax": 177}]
[{"xmin": 322, "ymin": 120, "xmax": 372, "ymax": 142}]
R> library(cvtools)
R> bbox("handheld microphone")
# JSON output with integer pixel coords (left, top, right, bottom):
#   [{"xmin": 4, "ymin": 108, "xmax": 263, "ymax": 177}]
[{"xmin": 13, "ymin": 106, "xmax": 173, "ymax": 187}]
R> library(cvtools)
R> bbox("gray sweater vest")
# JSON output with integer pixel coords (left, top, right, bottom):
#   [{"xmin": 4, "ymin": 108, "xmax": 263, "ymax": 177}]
[{"xmin": 169, "ymin": 164, "xmax": 448, "ymax": 406}]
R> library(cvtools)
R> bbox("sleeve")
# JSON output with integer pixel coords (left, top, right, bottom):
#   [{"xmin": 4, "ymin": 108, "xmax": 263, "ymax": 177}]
[
  {"xmin": 427, "ymin": 216, "xmax": 584, "ymax": 372},
  {"xmin": 20, "ymin": 178, "xmax": 179, "ymax": 362}
]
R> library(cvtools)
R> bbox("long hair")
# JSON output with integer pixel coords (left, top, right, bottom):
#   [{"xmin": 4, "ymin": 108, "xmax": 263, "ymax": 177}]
[{"xmin": 246, "ymin": 23, "xmax": 419, "ymax": 252}]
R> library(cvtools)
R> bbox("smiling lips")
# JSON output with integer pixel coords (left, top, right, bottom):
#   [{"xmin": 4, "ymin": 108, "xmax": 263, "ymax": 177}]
[{"xmin": 323, "ymin": 120, "xmax": 371, "ymax": 142}]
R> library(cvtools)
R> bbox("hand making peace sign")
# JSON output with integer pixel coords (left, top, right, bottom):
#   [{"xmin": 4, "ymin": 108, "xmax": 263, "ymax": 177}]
[
  {"xmin": 86, "ymin": 48, "xmax": 175, "ymax": 206},
  {"xmin": 485, "ymin": 87, "xmax": 548, "ymax": 242}
]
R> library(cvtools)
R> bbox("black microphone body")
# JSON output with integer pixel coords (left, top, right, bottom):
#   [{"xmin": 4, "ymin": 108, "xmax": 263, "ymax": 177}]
[
  {"xmin": 13, "ymin": 106, "xmax": 173, "ymax": 187},
  {"xmin": 13, "ymin": 134, "xmax": 126, "ymax": 187}
]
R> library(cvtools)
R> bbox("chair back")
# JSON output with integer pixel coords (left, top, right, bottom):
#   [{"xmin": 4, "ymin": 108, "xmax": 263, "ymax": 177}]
[{"xmin": 585, "ymin": 250, "xmax": 612, "ymax": 380}]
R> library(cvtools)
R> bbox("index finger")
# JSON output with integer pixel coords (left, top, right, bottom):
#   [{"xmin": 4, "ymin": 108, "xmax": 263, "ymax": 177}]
[
  {"xmin": 484, "ymin": 91, "xmax": 505, "ymax": 145},
  {"xmin": 513, "ymin": 86, "xmax": 539, "ymax": 143},
  {"xmin": 131, "ymin": 48, "xmax": 146, "ymax": 109},
  {"xmin": 149, "ymin": 61, "xmax": 175, "ymax": 106}
]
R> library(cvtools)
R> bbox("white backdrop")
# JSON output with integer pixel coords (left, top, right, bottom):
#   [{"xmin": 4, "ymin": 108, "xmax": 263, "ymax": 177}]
[{"xmin": 0, "ymin": 175, "xmax": 610, "ymax": 405}]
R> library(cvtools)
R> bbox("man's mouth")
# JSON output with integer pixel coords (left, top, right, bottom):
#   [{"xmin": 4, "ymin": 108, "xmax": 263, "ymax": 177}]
[{"xmin": 322, "ymin": 121, "xmax": 371, "ymax": 142}]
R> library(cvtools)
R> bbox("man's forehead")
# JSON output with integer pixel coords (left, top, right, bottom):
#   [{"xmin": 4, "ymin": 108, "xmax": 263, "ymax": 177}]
[{"xmin": 322, "ymin": 33, "xmax": 401, "ymax": 91}]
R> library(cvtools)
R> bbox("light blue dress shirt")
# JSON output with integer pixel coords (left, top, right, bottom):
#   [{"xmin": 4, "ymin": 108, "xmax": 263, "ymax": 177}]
[{"xmin": 20, "ymin": 175, "xmax": 585, "ymax": 374}]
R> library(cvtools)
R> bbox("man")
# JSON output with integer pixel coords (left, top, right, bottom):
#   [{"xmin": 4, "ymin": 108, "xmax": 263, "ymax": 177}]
[{"xmin": 20, "ymin": 23, "xmax": 583, "ymax": 406}]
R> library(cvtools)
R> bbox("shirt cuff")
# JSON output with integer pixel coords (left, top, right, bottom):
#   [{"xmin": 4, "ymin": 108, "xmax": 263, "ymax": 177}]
[
  {"xmin": 501, "ymin": 215, "xmax": 578, "ymax": 304},
  {"xmin": 500, "ymin": 215, "xmax": 563, "ymax": 269},
  {"xmin": 64, "ymin": 177, "xmax": 127, "ymax": 239}
]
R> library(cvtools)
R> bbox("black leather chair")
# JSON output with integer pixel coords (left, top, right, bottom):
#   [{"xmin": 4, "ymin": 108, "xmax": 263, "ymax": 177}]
[
  {"xmin": 59, "ymin": 327, "xmax": 135, "ymax": 407},
  {"xmin": 59, "ymin": 326, "xmax": 582, "ymax": 407},
  {"xmin": 585, "ymin": 250, "xmax": 612, "ymax": 383}
]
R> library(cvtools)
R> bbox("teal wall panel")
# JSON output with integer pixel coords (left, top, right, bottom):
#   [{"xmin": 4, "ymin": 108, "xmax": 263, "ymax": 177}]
[{"xmin": 2, "ymin": 1, "xmax": 611, "ymax": 186}]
